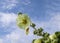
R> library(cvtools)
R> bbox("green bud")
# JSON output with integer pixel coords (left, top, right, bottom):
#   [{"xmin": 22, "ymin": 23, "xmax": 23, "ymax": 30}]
[
  {"xmin": 38, "ymin": 27, "xmax": 43, "ymax": 33},
  {"xmin": 37, "ymin": 31, "xmax": 42, "ymax": 36},
  {"xmin": 18, "ymin": 12, "xmax": 22, "ymax": 15},
  {"xmin": 25, "ymin": 27, "xmax": 29, "ymax": 35},
  {"xmin": 44, "ymin": 38, "xmax": 51, "ymax": 43},
  {"xmin": 43, "ymin": 32, "xmax": 50, "ymax": 37},
  {"xmin": 33, "ymin": 30, "xmax": 38, "ymax": 35},
  {"xmin": 32, "ymin": 39, "xmax": 36, "ymax": 43},
  {"xmin": 31, "ymin": 23, "xmax": 36, "ymax": 28}
]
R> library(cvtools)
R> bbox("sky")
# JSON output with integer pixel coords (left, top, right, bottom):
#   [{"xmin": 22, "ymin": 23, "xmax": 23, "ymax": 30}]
[{"xmin": 0, "ymin": 0, "xmax": 60, "ymax": 43}]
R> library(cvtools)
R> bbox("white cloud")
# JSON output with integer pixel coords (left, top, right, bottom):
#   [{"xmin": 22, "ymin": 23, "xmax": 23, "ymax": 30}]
[
  {"xmin": 47, "ymin": 13, "xmax": 60, "ymax": 33},
  {"xmin": 1, "ymin": 0, "xmax": 18, "ymax": 9},
  {"xmin": 3, "ymin": 28, "xmax": 40, "ymax": 43},
  {"xmin": 0, "ymin": 29, "xmax": 31, "ymax": 43},
  {"xmin": 0, "ymin": 12, "xmax": 17, "ymax": 36},
  {"xmin": 6, "ymin": 31, "xmax": 21, "ymax": 43},
  {"xmin": 6, "ymin": 32, "xmax": 20, "ymax": 40},
  {"xmin": 0, "ymin": 39, "xmax": 3, "ymax": 43},
  {"xmin": 0, "ymin": 12, "xmax": 17, "ymax": 27}
]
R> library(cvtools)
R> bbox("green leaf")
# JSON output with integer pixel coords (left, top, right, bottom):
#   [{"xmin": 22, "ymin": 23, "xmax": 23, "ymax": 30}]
[{"xmin": 55, "ymin": 31, "xmax": 60, "ymax": 39}]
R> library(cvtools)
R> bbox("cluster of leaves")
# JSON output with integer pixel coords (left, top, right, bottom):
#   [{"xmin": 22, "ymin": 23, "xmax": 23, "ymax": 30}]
[
  {"xmin": 32, "ymin": 23, "xmax": 60, "ymax": 43},
  {"xmin": 30, "ymin": 23, "xmax": 60, "ymax": 43},
  {"xmin": 32, "ymin": 32, "xmax": 60, "ymax": 43}
]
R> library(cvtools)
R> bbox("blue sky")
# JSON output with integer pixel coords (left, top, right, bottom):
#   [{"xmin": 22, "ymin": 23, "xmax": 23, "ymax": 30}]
[{"xmin": 0, "ymin": 0, "xmax": 60, "ymax": 43}]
